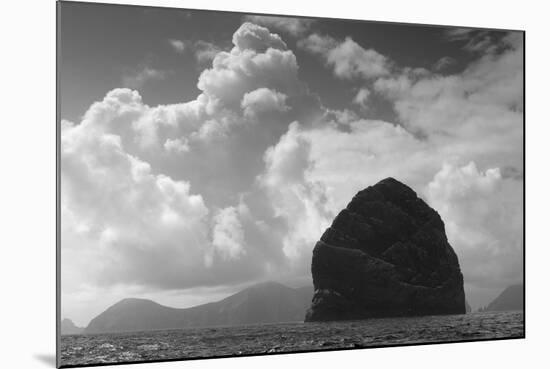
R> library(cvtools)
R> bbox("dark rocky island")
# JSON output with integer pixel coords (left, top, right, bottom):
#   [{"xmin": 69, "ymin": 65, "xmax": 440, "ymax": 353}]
[{"xmin": 306, "ymin": 178, "xmax": 465, "ymax": 322}]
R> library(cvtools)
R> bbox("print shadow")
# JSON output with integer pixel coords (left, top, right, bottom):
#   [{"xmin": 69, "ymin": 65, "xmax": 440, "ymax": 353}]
[{"xmin": 34, "ymin": 353, "xmax": 56, "ymax": 367}]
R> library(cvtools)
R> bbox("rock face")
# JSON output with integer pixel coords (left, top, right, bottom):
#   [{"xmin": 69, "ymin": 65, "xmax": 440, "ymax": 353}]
[{"xmin": 305, "ymin": 178, "xmax": 465, "ymax": 322}]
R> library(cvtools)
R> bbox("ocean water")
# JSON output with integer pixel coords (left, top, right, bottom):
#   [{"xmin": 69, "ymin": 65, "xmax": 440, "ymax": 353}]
[{"xmin": 60, "ymin": 311, "xmax": 524, "ymax": 367}]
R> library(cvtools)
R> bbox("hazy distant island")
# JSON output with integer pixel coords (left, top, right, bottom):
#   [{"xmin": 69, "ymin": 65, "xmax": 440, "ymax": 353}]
[
  {"xmin": 306, "ymin": 178, "xmax": 466, "ymax": 321},
  {"xmin": 65, "ymin": 282, "xmax": 312, "ymax": 335},
  {"xmin": 61, "ymin": 318, "xmax": 84, "ymax": 335},
  {"xmin": 479, "ymin": 284, "xmax": 524, "ymax": 312}
]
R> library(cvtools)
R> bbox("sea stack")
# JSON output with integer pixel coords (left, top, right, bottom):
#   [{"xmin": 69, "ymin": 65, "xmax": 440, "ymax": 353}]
[{"xmin": 305, "ymin": 178, "xmax": 465, "ymax": 322}]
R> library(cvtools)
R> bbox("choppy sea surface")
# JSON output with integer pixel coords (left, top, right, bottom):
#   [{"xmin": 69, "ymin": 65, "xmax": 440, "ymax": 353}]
[{"xmin": 60, "ymin": 311, "xmax": 524, "ymax": 367}]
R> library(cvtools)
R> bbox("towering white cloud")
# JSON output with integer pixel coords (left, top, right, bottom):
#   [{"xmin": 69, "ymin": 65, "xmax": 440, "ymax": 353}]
[
  {"xmin": 232, "ymin": 22, "xmax": 287, "ymax": 52},
  {"xmin": 198, "ymin": 28, "xmax": 298, "ymax": 111},
  {"xmin": 129, "ymin": 22, "xmax": 302, "ymax": 149},
  {"xmin": 61, "ymin": 90, "xmax": 211, "ymax": 290},
  {"xmin": 259, "ymin": 122, "xmax": 330, "ymax": 261},
  {"xmin": 61, "ymin": 23, "xmax": 312, "ymax": 323}
]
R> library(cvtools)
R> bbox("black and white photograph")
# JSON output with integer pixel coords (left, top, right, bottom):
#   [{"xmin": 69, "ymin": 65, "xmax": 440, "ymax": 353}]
[{"xmin": 57, "ymin": 1, "xmax": 524, "ymax": 367}]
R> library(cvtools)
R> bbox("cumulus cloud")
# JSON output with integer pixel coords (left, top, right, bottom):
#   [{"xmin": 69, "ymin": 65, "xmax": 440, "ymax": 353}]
[
  {"xmin": 426, "ymin": 162, "xmax": 523, "ymax": 292},
  {"xmin": 61, "ymin": 92, "xmax": 212, "ymax": 289},
  {"xmin": 120, "ymin": 22, "xmax": 303, "ymax": 151},
  {"xmin": 374, "ymin": 32, "xmax": 523, "ymax": 173},
  {"xmin": 61, "ymin": 87, "xmax": 270, "ymax": 319},
  {"xmin": 267, "ymin": 119, "xmax": 433, "ymax": 213},
  {"xmin": 123, "ymin": 23, "xmax": 300, "ymax": 151},
  {"xmin": 114, "ymin": 91, "xmax": 206, "ymax": 150},
  {"xmin": 197, "ymin": 46, "xmax": 298, "ymax": 109},
  {"xmin": 299, "ymin": 34, "xmax": 390, "ymax": 79},
  {"xmin": 197, "ymin": 26, "xmax": 298, "ymax": 112},
  {"xmin": 60, "ymin": 87, "xmax": 283, "ymax": 293},
  {"xmin": 232, "ymin": 22, "xmax": 287, "ymax": 52},
  {"xmin": 259, "ymin": 122, "xmax": 331, "ymax": 262},
  {"xmin": 75, "ymin": 88, "xmax": 147, "ymax": 148},
  {"xmin": 244, "ymin": 15, "xmax": 314, "ymax": 36},
  {"xmin": 62, "ymin": 22, "xmax": 311, "ymax": 313},
  {"xmin": 190, "ymin": 117, "xmax": 236, "ymax": 141},
  {"xmin": 241, "ymin": 87, "xmax": 289, "ymax": 117},
  {"xmin": 260, "ymin": 123, "xmax": 311, "ymax": 188}
]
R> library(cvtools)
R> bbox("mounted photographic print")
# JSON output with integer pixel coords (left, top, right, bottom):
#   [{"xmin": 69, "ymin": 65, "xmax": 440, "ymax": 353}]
[{"xmin": 57, "ymin": 0, "xmax": 525, "ymax": 367}]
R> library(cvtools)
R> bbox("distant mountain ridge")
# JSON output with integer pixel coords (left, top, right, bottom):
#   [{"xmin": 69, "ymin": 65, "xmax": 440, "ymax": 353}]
[
  {"xmin": 484, "ymin": 284, "xmax": 524, "ymax": 312},
  {"xmin": 85, "ymin": 281, "xmax": 313, "ymax": 334},
  {"xmin": 61, "ymin": 318, "xmax": 84, "ymax": 335}
]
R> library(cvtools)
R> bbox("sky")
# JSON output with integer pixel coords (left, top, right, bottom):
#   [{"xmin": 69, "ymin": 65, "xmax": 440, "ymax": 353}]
[{"xmin": 59, "ymin": 1, "xmax": 524, "ymax": 326}]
